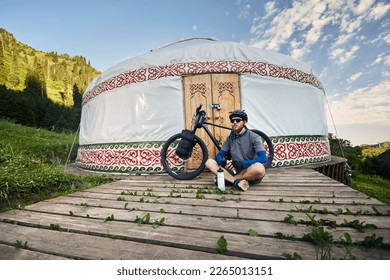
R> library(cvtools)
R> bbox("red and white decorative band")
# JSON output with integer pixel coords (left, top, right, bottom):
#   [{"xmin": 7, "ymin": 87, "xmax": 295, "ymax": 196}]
[
  {"xmin": 76, "ymin": 136, "xmax": 330, "ymax": 173},
  {"xmin": 82, "ymin": 61, "xmax": 324, "ymax": 105},
  {"xmin": 272, "ymin": 136, "xmax": 331, "ymax": 167}
]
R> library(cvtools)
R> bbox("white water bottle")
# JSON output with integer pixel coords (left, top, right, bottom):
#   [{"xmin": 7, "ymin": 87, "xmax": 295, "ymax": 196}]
[{"xmin": 217, "ymin": 167, "xmax": 225, "ymax": 191}]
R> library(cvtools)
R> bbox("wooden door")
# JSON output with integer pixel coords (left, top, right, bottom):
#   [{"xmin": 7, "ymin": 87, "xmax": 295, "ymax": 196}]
[
  {"xmin": 211, "ymin": 73, "xmax": 241, "ymax": 151},
  {"xmin": 183, "ymin": 73, "xmax": 241, "ymax": 165}
]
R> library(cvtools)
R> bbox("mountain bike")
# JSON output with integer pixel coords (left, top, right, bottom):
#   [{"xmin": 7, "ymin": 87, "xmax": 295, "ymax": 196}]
[{"xmin": 160, "ymin": 104, "xmax": 274, "ymax": 180}]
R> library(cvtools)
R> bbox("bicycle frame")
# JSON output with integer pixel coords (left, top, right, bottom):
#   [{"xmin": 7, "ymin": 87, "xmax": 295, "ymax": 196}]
[
  {"xmin": 200, "ymin": 121, "xmax": 231, "ymax": 151},
  {"xmin": 190, "ymin": 106, "xmax": 232, "ymax": 152}
]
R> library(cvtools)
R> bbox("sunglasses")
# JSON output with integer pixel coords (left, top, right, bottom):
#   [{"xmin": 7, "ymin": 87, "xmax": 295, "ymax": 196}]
[{"xmin": 230, "ymin": 118, "xmax": 242, "ymax": 123}]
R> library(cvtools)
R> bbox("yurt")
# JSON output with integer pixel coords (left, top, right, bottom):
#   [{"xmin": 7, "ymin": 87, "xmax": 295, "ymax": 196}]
[{"xmin": 76, "ymin": 38, "xmax": 330, "ymax": 173}]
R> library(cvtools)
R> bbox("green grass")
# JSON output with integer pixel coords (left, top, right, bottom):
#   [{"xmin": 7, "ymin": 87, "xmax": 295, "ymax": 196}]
[
  {"xmin": 0, "ymin": 120, "xmax": 114, "ymax": 211},
  {"xmin": 350, "ymin": 171, "xmax": 390, "ymax": 205}
]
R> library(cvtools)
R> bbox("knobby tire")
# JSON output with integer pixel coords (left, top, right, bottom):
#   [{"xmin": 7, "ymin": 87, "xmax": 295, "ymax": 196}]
[{"xmin": 161, "ymin": 133, "xmax": 208, "ymax": 180}]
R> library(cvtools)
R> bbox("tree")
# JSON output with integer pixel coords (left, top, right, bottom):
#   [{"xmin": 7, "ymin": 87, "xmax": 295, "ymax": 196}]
[
  {"xmin": 72, "ymin": 84, "xmax": 82, "ymax": 108},
  {"xmin": 9, "ymin": 52, "xmax": 20, "ymax": 88},
  {"xmin": 0, "ymin": 39, "xmax": 8, "ymax": 85},
  {"xmin": 24, "ymin": 69, "xmax": 41, "ymax": 95},
  {"xmin": 328, "ymin": 133, "xmax": 363, "ymax": 171},
  {"xmin": 24, "ymin": 64, "xmax": 47, "ymax": 98},
  {"xmin": 363, "ymin": 150, "xmax": 390, "ymax": 179},
  {"xmin": 35, "ymin": 62, "xmax": 47, "ymax": 98},
  {"xmin": 0, "ymin": 88, "xmax": 37, "ymax": 126}
]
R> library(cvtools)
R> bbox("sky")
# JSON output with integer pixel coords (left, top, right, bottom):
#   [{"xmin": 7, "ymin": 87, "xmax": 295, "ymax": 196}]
[{"xmin": 1, "ymin": 0, "xmax": 389, "ymax": 146}]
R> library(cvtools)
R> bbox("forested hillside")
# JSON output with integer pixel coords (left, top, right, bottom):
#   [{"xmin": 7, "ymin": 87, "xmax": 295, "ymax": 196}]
[
  {"xmin": 0, "ymin": 28, "xmax": 101, "ymax": 132},
  {"xmin": 0, "ymin": 28, "xmax": 100, "ymax": 106}
]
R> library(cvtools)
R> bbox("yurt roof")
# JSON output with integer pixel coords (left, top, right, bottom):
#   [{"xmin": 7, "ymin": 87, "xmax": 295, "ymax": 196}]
[{"xmin": 85, "ymin": 37, "xmax": 319, "ymax": 96}]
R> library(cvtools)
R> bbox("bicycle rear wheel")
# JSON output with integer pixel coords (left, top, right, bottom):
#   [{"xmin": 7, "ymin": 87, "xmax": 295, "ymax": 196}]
[
  {"xmin": 251, "ymin": 129, "xmax": 274, "ymax": 168},
  {"xmin": 161, "ymin": 133, "xmax": 208, "ymax": 180}
]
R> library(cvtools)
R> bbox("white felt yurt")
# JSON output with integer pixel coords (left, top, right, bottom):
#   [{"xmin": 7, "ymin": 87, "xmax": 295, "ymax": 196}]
[{"xmin": 76, "ymin": 38, "xmax": 330, "ymax": 173}]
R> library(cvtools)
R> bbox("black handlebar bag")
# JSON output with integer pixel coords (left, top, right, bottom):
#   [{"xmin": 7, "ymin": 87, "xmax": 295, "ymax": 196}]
[{"xmin": 176, "ymin": 129, "xmax": 196, "ymax": 160}]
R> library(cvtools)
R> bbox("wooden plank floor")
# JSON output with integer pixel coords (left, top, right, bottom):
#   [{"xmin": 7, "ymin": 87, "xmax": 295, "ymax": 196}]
[{"xmin": 0, "ymin": 168, "xmax": 389, "ymax": 260}]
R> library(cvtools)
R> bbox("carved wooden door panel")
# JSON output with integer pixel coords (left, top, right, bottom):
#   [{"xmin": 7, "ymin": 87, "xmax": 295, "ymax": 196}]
[
  {"xmin": 182, "ymin": 74, "xmax": 213, "ymax": 169},
  {"xmin": 183, "ymin": 73, "xmax": 241, "ymax": 167},
  {"xmin": 211, "ymin": 73, "xmax": 241, "ymax": 152}
]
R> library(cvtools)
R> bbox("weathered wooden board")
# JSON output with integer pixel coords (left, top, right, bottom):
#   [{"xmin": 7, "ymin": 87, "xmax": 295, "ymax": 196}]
[
  {"xmin": 0, "ymin": 243, "xmax": 69, "ymax": 260},
  {"xmin": 0, "ymin": 168, "xmax": 389, "ymax": 260},
  {"xmin": 25, "ymin": 200, "xmax": 390, "ymax": 229}
]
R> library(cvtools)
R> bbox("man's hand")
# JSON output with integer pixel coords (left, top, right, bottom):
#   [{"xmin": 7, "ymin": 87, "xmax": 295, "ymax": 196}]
[
  {"xmin": 225, "ymin": 160, "xmax": 237, "ymax": 173},
  {"xmin": 225, "ymin": 160, "xmax": 233, "ymax": 170},
  {"xmin": 232, "ymin": 160, "xmax": 244, "ymax": 170}
]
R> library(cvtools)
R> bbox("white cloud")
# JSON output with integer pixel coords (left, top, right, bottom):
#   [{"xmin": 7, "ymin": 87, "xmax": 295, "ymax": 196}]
[
  {"xmin": 341, "ymin": 16, "xmax": 361, "ymax": 34},
  {"xmin": 327, "ymin": 80, "xmax": 390, "ymax": 126},
  {"xmin": 333, "ymin": 33, "xmax": 353, "ymax": 47},
  {"xmin": 264, "ymin": 1, "xmax": 277, "ymax": 18},
  {"xmin": 290, "ymin": 40, "xmax": 301, "ymax": 49},
  {"xmin": 192, "ymin": 25, "xmax": 197, "ymax": 31},
  {"xmin": 289, "ymin": 37, "xmax": 310, "ymax": 59},
  {"xmin": 372, "ymin": 52, "xmax": 389, "ymax": 66},
  {"xmin": 305, "ymin": 23, "xmax": 324, "ymax": 45},
  {"xmin": 249, "ymin": 15, "xmax": 261, "ymax": 35},
  {"xmin": 250, "ymin": 0, "xmax": 319, "ymax": 51},
  {"xmin": 330, "ymin": 45, "xmax": 360, "ymax": 64},
  {"xmin": 348, "ymin": 72, "xmax": 362, "ymax": 83},
  {"xmin": 372, "ymin": 54, "xmax": 383, "ymax": 65},
  {"xmin": 354, "ymin": 0, "xmax": 375, "ymax": 15},
  {"xmin": 290, "ymin": 48, "xmax": 306, "ymax": 59},
  {"xmin": 330, "ymin": 48, "xmax": 343, "ymax": 60},
  {"xmin": 383, "ymin": 33, "xmax": 390, "ymax": 44},
  {"xmin": 385, "ymin": 55, "xmax": 390, "ymax": 66},
  {"xmin": 249, "ymin": 0, "xmax": 346, "ymax": 56},
  {"xmin": 368, "ymin": 1, "xmax": 390, "ymax": 20}
]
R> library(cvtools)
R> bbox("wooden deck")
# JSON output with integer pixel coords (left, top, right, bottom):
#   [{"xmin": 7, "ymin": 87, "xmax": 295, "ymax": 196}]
[{"xmin": 0, "ymin": 168, "xmax": 389, "ymax": 260}]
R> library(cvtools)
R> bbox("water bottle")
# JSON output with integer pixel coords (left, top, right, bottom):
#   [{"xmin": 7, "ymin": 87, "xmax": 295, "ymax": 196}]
[{"xmin": 217, "ymin": 167, "xmax": 225, "ymax": 191}]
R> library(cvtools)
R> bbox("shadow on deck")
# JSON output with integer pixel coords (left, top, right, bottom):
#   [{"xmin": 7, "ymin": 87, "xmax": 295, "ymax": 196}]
[{"xmin": 0, "ymin": 167, "xmax": 389, "ymax": 260}]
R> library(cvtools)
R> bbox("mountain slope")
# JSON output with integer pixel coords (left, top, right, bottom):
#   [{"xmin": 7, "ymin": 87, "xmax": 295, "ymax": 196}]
[{"xmin": 0, "ymin": 28, "xmax": 100, "ymax": 106}]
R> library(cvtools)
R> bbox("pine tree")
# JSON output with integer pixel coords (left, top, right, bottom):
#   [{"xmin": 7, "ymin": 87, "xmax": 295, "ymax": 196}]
[
  {"xmin": 25, "ymin": 68, "xmax": 46, "ymax": 98},
  {"xmin": 35, "ymin": 62, "xmax": 47, "ymax": 98},
  {"xmin": 72, "ymin": 84, "xmax": 82, "ymax": 108}
]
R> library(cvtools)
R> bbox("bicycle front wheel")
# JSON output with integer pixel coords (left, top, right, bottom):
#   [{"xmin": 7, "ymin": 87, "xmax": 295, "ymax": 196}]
[{"xmin": 161, "ymin": 133, "xmax": 208, "ymax": 180}]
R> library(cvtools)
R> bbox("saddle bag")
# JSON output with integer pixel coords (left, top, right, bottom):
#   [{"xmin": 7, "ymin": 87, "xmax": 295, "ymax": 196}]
[{"xmin": 176, "ymin": 129, "xmax": 196, "ymax": 160}]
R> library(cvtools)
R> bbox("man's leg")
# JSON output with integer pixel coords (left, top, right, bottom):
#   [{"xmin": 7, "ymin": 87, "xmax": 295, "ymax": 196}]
[
  {"xmin": 205, "ymin": 159, "xmax": 237, "ymax": 184},
  {"xmin": 205, "ymin": 159, "xmax": 251, "ymax": 191},
  {"xmin": 235, "ymin": 163, "xmax": 265, "ymax": 181}
]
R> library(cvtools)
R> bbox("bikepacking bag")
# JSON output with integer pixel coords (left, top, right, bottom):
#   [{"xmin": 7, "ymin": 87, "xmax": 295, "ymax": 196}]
[{"xmin": 176, "ymin": 129, "xmax": 196, "ymax": 160}]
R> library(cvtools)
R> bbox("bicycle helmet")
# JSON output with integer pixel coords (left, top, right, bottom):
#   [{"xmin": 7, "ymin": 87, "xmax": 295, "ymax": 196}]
[{"xmin": 229, "ymin": 109, "xmax": 248, "ymax": 122}]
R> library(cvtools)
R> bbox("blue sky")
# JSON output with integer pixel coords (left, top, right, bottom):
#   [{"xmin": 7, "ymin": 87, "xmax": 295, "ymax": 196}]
[{"xmin": 1, "ymin": 0, "xmax": 389, "ymax": 145}]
